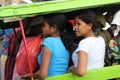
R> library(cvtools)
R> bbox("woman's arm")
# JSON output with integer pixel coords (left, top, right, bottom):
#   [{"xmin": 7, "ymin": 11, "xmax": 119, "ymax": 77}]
[
  {"xmin": 69, "ymin": 51, "xmax": 88, "ymax": 76},
  {"xmin": 34, "ymin": 46, "xmax": 52, "ymax": 79}
]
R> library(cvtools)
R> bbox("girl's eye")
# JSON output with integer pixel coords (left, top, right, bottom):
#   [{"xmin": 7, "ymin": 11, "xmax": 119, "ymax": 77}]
[
  {"xmin": 74, "ymin": 21, "xmax": 80, "ymax": 25},
  {"xmin": 76, "ymin": 22, "xmax": 80, "ymax": 25}
]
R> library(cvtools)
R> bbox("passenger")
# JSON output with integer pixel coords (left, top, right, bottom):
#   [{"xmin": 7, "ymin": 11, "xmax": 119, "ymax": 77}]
[
  {"xmin": 0, "ymin": 28, "xmax": 13, "ymax": 80},
  {"xmin": 104, "ymin": 10, "xmax": 120, "ymax": 66},
  {"xmin": 22, "ymin": 13, "xmax": 75, "ymax": 80},
  {"xmin": 12, "ymin": 15, "xmax": 43, "ymax": 80},
  {"xmin": 68, "ymin": 10, "xmax": 105, "ymax": 76}
]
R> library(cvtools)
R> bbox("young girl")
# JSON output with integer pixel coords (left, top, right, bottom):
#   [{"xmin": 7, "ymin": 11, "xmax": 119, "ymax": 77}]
[
  {"xmin": 27, "ymin": 13, "xmax": 75, "ymax": 79},
  {"xmin": 69, "ymin": 10, "xmax": 105, "ymax": 76}
]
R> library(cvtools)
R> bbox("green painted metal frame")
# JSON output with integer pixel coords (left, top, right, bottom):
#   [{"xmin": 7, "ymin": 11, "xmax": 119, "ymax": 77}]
[
  {"xmin": 0, "ymin": 0, "xmax": 120, "ymax": 18},
  {"xmin": 17, "ymin": 65, "xmax": 120, "ymax": 80},
  {"xmin": 45, "ymin": 65, "xmax": 120, "ymax": 80}
]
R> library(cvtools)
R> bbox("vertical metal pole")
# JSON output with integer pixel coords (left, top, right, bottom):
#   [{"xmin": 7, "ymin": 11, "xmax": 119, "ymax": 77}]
[{"xmin": 19, "ymin": 20, "xmax": 34, "ymax": 80}]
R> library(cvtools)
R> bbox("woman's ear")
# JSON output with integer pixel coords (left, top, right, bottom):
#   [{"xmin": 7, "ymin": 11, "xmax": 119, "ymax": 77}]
[
  {"xmin": 50, "ymin": 25, "xmax": 57, "ymax": 32},
  {"xmin": 51, "ymin": 25, "xmax": 57, "ymax": 30},
  {"xmin": 88, "ymin": 23, "xmax": 93, "ymax": 29}
]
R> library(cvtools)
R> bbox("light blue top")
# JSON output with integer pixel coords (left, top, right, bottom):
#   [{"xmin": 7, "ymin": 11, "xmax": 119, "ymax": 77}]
[{"xmin": 38, "ymin": 37, "xmax": 69, "ymax": 77}]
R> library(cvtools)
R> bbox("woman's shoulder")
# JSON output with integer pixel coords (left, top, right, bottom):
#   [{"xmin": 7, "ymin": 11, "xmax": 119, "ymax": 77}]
[
  {"xmin": 78, "ymin": 38, "xmax": 88, "ymax": 46},
  {"xmin": 79, "ymin": 38, "xmax": 89, "ymax": 43},
  {"xmin": 43, "ymin": 37, "xmax": 53, "ymax": 42},
  {"xmin": 97, "ymin": 36, "xmax": 105, "ymax": 43},
  {"xmin": 43, "ymin": 37, "xmax": 61, "ymax": 43},
  {"xmin": 44, "ymin": 37, "xmax": 60, "ymax": 40},
  {"xmin": 44, "ymin": 36, "xmax": 56, "ymax": 39},
  {"xmin": 85, "ymin": 36, "xmax": 104, "ymax": 41},
  {"xmin": 79, "ymin": 36, "xmax": 105, "ymax": 44}
]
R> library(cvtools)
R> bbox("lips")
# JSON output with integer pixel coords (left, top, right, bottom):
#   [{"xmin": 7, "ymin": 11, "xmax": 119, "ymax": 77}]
[{"xmin": 75, "ymin": 31, "xmax": 78, "ymax": 34}]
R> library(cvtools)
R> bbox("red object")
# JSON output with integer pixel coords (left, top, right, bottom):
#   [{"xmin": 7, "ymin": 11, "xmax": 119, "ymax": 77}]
[
  {"xmin": 69, "ymin": 20, "xmax": 74, "ymax": 27},
  {"xmin": 19, "ymin": 20, "xmax": 34, "ymax": 79},
  {"xmin": 16, "ymin": 36, "xmax": 41, "ymax": 75}
]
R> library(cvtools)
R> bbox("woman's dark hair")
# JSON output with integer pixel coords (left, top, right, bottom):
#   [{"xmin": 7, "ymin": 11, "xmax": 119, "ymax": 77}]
[
  {"xmin": 22, "ymin": 15, "xmax": 43, "ymax": 37},
  {"xmin": 76, "ymin": 10, "xmax": 101, "ymax": 34},
  {"xmin": 44, "ymin": 13, "xmax": 75, "ymax": 52}
]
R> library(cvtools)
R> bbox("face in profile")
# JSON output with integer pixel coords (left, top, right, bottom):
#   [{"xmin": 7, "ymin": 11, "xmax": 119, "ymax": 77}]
[
  {"xmin": 74, "ymin": 17, "xmax": 92, "ymax": 37},
  {"xmin": 42, "ymin": 20, "xmax": 57, "ymax": 37},
  {"xmin": 41, "ymin": 21, "xmax": 51, "ymax": 37}
]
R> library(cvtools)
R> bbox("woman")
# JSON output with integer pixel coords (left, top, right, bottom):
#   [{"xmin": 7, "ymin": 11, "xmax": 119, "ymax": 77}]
[
  {"xmin": 69, "ymin": 10, "xmax": 105, "ymax": 76},
  {"xmin": 24, "ymin": 13, "xmax": 75, "ymax": 79},
  {"xmin": 12, "ymin": 15, "xmax": 43, "ymax": 80}
]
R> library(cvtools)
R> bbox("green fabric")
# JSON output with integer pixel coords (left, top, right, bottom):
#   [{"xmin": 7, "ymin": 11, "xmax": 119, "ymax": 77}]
[
  {"xmin": 97, "ymin": 14, "xmax": 106, "ymax": 27},
  {"xmin": 0, "ymin": 0, "xmax": 120, "ymax": 18},
  {"xmin": 99, "ymin": 30, "xmax": 112, "ymax": 44}
]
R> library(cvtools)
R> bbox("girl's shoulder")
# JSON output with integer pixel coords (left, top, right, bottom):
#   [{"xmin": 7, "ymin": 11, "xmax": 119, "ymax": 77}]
[
  {"xmin": 44, "ymin": 37, "xmax": 53, "ymax": 40},
  {"xmin": 43, "ymin": 37, "xmax": 61, "ymax": 43},
  {"xmin": 79, "ymin": 36, "xmax": 104, "ymax": 44},
  {"xmin": 44, "ymin": 37, "xmax": 60, "ymax": 40},
  {"xmin": 85, "ymin": 36, "xmax": 104, "ymax": 41}
]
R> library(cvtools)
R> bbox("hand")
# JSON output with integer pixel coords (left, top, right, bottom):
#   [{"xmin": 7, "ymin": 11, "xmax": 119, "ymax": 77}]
[
  {"xmin": 20, "ymin": 74, "xmax": 31, "ymax": 79},
  {"xmin": 68, "ymin": 66, "xmax": 75, "ymax": 72}
]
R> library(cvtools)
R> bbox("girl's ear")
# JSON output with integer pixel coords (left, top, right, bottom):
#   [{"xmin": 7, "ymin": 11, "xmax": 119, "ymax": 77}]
[
  {"xmin": 50, "ymin": 25, "xmax": 57, "ymax": 32},
  {"xmin": 51, "ymin": 25, "xmax": 57, "ymax": 30},
  {"xmin": 88, "ymin": 23, "xmax": 93, "ymax": 29}
]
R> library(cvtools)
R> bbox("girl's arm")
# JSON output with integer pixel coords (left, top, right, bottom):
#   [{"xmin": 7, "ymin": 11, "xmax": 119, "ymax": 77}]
[
  {"xmin": 34, "ymin": 46, "xmax": 52, "ymax": 79},
  {"xmin": 69, "ymin": 51, "xmax": 88, "ymax": 76}
]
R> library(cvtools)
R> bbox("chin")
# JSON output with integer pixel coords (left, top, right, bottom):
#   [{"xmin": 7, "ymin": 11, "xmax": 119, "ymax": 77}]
[{"xmin": 76, "ymin": 34, "xmax": 82, "ymax": 37}]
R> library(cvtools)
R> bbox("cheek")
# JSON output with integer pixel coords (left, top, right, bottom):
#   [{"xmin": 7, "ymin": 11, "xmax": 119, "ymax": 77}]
[
  {"xmin": 42, "ymin": 26, "xmax": 45, "ymax": 31},
  {"xmin": 42, "ymin": 27, "xmax": 47, "ymax": 34},
  {"xmin": 77, "ymin": 26, "xmax": 88, "ymax": 35},
  {"xmin": 75, "ymin": 27, "xmax": 83, "ymax": 36},
  {"xmin": 43, "ymin": 26, "xmax": 48, "ymax": 31},
  {"xmin": 78, "ymin": 26, "xmax": 86, "ymax": 33}
]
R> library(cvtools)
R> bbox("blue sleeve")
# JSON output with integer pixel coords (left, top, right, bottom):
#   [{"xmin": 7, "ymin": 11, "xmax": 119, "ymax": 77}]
[
  {"xmin": 42, "ymin": 37, "xmax": 53, "ymax": 53},
  {"xmin": 0, "ymin": 29, "xmax": 4, "ymax": 36},
  {"xmin": 5, "ymin": 29, "xmax": 13, "ymax": 36}
]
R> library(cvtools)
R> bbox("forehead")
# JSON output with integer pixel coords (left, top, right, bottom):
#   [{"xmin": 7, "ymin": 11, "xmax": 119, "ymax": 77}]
[
  {"xmin": 74, "ymin": 17, "xmax": 85, "ymax": 23},
  {"xmin": 74, "ymin": 17, "xmax": 83, "ymax": 22}
]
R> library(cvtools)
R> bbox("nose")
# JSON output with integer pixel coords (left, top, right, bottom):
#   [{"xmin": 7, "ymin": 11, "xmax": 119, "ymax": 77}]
[
  {"xmin": 74, "ymin": 25, "xmax": 77, "ymax": 31},
  {"xmin": 73, "ymin": 27, "xmax": 76, "ymax": 31}
]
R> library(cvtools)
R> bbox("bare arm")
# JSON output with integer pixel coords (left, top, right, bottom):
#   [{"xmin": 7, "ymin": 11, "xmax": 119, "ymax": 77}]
[
  {"xmin": 69, "ymin": 51, "xmax": 88, "ymax": 76},
  {"xmin": 34, "ymin": 46, "xmax": 52, "ymax": 79}
]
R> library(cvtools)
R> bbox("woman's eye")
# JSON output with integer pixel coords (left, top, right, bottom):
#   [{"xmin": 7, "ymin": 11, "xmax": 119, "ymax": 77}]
[
  {"xmin": 77, "ymin": 22, "xmax": 80, "ymax": 25},
  {"xmin": 74, "ymin": 22, "xmax": 80, "ymax": 26}
]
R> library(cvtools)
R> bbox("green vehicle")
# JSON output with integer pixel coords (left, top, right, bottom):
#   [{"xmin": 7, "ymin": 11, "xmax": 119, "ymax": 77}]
[{"xmin": 0, "ymin": 0, "xmax": 120, "ymax": 80}]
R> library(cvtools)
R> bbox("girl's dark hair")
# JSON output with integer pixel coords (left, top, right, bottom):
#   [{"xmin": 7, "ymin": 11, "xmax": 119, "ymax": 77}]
[
  {"xmin": 23, "ymin": 15, "xmax": 43, "ymax": 37},
  {"xmin": 76, "ymin": 10, "xmax": 101, "ymax": 34},
  {"xmin": 44, "ymin": 13, "xmax": 75, "ymax": 52}
]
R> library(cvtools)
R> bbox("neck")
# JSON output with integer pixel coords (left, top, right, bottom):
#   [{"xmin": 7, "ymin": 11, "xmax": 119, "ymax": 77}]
[
  {"xmin": 52, "ymin": 31, "xmax": 60, "ymax": 37},
  {"xmin": 84, "ymin": 31, "xmax": 96, "ymax": 38}
]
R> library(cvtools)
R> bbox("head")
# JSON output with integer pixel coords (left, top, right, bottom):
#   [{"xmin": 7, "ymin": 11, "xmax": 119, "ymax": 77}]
[
  {"xmin": 74, "ymin": 10, "xmax": 100, "ymax": 37},
  {"xmin": 41, "ymin": 18, "xmax": 58, "ymax": 37},
  {"xmin": 104, "ymin": 10, "xmax": 118, "ymax": 24},
  {"xmin": 23, "ymin": 15, "xmax": 43, "ymax": 37},
  {"xmin": 42, "ymin": 13, "xmax": 73, "ymax": 37},
  {"xmin": 42, "ymin": 13, "xmax": 75, "ymax": 52},
  {"xmin": 110, "ymin": 10, "xmax": 120, "ymax": 36},
  {"xmin": 104, "ymin": 10, "xmax": 120, "ymax": 37}
]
